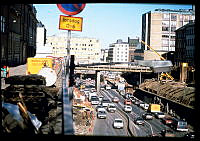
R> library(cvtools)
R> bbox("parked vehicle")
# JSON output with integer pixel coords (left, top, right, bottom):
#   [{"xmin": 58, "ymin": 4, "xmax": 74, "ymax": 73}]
[
  {"xmin": 124, "ymin": 105, "xmax": 132, "ymax": 112},
  {"xmin": 142, "ymin": 113, "xmax": 153, "ymax": 120},
  {"xmin": 171, "ymin": 118, "xmax": 188, "ymax": 132},
  {"xmin": 97, "ymin": 110, "xmax": 107, "ymax": 119},
  {"xmin": 124, "ymin": 99, "xmax": 132, "ymax": 105},
  {"xmin": 154, "ymin": 112, "xmax": 165, "ymax": 119},
  {"xmin": 112, "ymin": 97, "xmax": 119, "ymax": 103},
  {"xmin": 148, "ymin": 104, "xmax": 161, "ymax": 113},
  {"xmin": 113, "ymin": 118, "xmax": 124, "ymax": 129},
  {"xmin": 135, "ymin": 117, "xmax": 145, "ymax": 125},
  {"xmin": 107, "ymin": 103, "xmax": 116, "ymax": 113}
]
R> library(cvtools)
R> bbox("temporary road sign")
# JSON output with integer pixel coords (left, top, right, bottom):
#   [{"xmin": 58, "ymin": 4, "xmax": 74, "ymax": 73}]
[
  {"xmin": 57, "ymin": 4, "xmax": 86, "ymax": 15},
  {"xmin": 59, "ymin": 15, "xmax": 83, "ymax": 31}
]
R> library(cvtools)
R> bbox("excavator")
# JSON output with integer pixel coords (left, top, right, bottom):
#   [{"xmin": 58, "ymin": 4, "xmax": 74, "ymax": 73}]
[{"xmin": 140, "ymin": 40, "xmax": 174, "ymax": 81}]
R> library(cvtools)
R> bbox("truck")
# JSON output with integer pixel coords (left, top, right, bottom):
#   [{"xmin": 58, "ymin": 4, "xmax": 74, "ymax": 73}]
[{"xmin": 148, "ymin": 104, "xmax": 161, "ymax": 113}]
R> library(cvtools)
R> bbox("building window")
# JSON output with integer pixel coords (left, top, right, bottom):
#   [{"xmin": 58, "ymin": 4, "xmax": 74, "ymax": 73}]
[
  {"xmin": 162, "ymin": 26, "xmax": 169, "ymax": 31},
  {"xmin": 171, "ymin": 14, "xmax": 177, "ymax": 21},
  {"xmin": 1, "ymin": 16, "xmax": 6, "ymax": 32},
  {"xmin": 162, "ymin": 35, "xmax": 169, "ymax": 38},
  {"xmin": 171, "ymin": 27, "xmax": 176, "ymax": 32},
  {"xmin": 170, "ymin": 21, "xmax": 176, "ymax": 26},
  {"xmin": 162, "ymin": 21, "xmax": 169, "ymax": 26},
  {"xmin": 163, "ymin": 13, "xmax": 169, "ymax": 20}
]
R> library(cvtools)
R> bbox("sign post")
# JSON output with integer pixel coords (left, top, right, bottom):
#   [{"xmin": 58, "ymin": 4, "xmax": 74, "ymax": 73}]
[{"xmin": 57, "ymin": 4, "xmax": 86, "ymax": 135}]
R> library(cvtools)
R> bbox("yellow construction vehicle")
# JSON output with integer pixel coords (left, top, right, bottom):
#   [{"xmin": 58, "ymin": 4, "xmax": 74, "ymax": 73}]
[{"xmin": 140, "ymin": 40, "xmax": 174, "ymax": 80}]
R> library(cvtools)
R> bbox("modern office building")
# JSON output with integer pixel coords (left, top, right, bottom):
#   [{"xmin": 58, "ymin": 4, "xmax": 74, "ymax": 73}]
[
  {"xmin": 108, "ymin": 39, "xmax": 129, "ymax": 63},
  {"xmin": 1, "ymin": 5, "xmax": 38, "ymax": 67},
  {"xmin": 141, "ymin": 8, "xmax": 195, "ymax": 60},
  {"xmin": 46, "ymin": 33, "xmax": 101, "ymax": 64}
]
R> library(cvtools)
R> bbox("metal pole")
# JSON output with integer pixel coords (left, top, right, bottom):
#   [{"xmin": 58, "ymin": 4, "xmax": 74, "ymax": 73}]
[{"xmin": 62, "ymin": 29, "xmax": 74, "ymax": 135}]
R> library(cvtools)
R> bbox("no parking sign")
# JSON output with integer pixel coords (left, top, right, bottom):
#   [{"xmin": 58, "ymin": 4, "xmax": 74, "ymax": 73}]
[{"xmin": 57, "ymin": 4, "xmax": 86, "ymax": 16}]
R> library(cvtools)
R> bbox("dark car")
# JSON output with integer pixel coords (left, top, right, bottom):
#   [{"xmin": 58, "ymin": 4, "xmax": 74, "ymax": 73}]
[
  {"xmin": 135, "ymin": 117, "xmax": 145, "ymax": 125},
  {"xmin": 142, "ymin": 113, "xmax": 153, "ymax": 120},
  {"xmin": 184, "ymin": 132, "xmax": 195, "ymax": 139}
]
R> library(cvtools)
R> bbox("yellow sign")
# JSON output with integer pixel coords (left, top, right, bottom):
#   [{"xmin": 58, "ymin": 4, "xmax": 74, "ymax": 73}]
[
  {"xmin": 27, "ymin": 58, "xmax": 53, "ymax": 74},
  {"xmin": 59, "ymin": 15, "xmax": 83, "ymax": 31}
]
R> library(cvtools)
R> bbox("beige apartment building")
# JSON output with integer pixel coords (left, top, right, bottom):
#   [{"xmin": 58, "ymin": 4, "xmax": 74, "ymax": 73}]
[
  {"xmin": 142, "ymin": 8, "xmax": 195, "ymax": 60},
  {"xmin": 46, "ymin": 33, "xmax": 101, "ymax": 64}
]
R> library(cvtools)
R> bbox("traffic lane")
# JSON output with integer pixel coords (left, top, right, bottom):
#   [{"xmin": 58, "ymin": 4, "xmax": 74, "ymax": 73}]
[
  {"xmin": 104, "ymin": 90, "xmax": 166, "ymax": 136},
  {"xmin": 93, "ymin": 109, "xmax": 129, "ymax": 136},
  {"xmin": 101, "ymin": 90, "xmax": 149, "ymax": 137}
]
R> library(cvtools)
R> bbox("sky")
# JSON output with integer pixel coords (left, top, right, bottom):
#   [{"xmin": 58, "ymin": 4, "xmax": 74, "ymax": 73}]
[{"xmin": 34, "ymin": 3, "xmax": 193, "ymax": 49}]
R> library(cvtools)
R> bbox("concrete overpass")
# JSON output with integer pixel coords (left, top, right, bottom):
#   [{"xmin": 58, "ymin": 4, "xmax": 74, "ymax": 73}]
[{"xmin": 74, "ymin": 60, "xmax": 173, "ymax": 92}]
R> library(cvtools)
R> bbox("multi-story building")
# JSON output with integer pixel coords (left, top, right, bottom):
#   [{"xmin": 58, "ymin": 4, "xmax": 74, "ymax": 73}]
[
  {"xmin": 1, "ymin": 4, "xmax": 38, "ymax": 67},
  {"xmin": 128, "ymin": 37, "xmax": 140, "ymax": 61},
  {"xmin": 108, "ymin": 39, "xmax": 129, "ymax": 63},
  {"xmin": 142, "ymin": 8, "xmax": 195, "ymax": 60},
  {"xmin": 175, "ymin": 21, "xmax": 195, "ymax": 67},
  {"xmin": 46, "ymin": 33, "xmax": 101, "ymax": 64},
  {"xmin": 36, "ymin": 21, "xmax": 46, "ymax": 47}
]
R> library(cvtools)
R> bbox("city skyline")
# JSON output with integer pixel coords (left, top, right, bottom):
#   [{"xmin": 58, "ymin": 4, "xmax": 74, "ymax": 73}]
[{"xmin": 34, "ymin": 4, "xmax": 193, "ymax": 49}]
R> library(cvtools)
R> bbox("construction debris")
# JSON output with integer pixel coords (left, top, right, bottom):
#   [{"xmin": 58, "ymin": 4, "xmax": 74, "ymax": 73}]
[{"xmin": 139, "ymin": 79, "xmax": 195, "ymax": 108}]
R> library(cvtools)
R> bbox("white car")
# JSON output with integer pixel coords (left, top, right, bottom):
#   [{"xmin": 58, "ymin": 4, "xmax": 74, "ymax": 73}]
[
  {"xmin": 97, "ymin": 110, "xmax": 107, "ymax": 119},
  {"xmin": 154, "ymin": 112, "xmax": 165, "ymax": 119},
  {"xmin": 113, "ymin": 118, "xmax": 124, "ymax": 129},
  {"xmin": 107, "ymin": 103, "xmax": 116, "ymax": 112},
  {"xmin": 124, "ymin": 105, "xmax": 132, "ymax": 112}
]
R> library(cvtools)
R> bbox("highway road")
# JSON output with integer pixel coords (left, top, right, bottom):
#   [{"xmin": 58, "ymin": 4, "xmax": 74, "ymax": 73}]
[{"xmin": 92, "ymin": 89, "xmax": 189, "ymax": 137}]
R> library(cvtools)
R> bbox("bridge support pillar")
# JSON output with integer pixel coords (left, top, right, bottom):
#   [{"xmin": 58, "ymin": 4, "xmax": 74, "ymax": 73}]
[{"xmin": 95, "ymin": 71, "xmax": 101, "ymax": 93}]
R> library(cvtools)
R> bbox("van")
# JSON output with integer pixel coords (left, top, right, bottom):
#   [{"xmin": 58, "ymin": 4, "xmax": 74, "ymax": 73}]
[{"xmin": 171, "ymin": 118, "xmax": 188, "ymax": 132}]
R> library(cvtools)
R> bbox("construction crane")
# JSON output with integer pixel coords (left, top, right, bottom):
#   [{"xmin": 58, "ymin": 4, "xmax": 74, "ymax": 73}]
[{"xmin": 140, "ymin": 40, "xmax": 174, "ymax": 80}]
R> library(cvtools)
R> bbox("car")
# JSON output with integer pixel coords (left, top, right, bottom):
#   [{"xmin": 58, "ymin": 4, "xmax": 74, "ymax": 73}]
[
  {"xmin": 184, "ymin": 132, "xmax": 195, "ymax": 139},
  {"xmin": 107, "ymin": 103, "xmax": 116, "ymax": 112},
  {"xmin": 160, "ymin": 129, "xmax": 175, "ymax": 137},
  {"xmin": 101, "ymin": 99, "xmax": 111, "ymax": 107},
  {"xmin": 98, "ymin": 95, "xmax": 104, "ymax": 102},
  {"xmin": 162, "ymin": 116, "xmax": 173, "ymax": 125},
  {"xmin": 97, "ymin": 109, "xmax": 107, "ymax": 119},
  {"xmin": 113, "ymin": 118, "xmax": 124, "ymax": 129},
  {"xmin": 124, "ymin": 99, "xmax": 132, "ymax": 105},
  {"xmin": 112, "ymin": 97, "xmax": 119, "ymax": 103},
  {"xmin": 91, "ymin": 96, "xmax": 99, "ymax": 105},
  {"xmin": 154, "ymin": 112, "xmax": 165, "ymax": 119},
  {"xmin": 124, "ymin": 105, "xmax": 132, "ymax": 112},
  {"xmin": 96, "ymin": 105, "xmax": 104, "ymax": 112},
  {"xmin": 142, "ymin": 113, "xmax": 153, "ymax": 120},
  {"xmin": 135, "ymin": 117, "xmax": 145, "ymax": 125},
  {"xmin": 171, "ymin": 118, "xmax": 188, "ymax": 132}
]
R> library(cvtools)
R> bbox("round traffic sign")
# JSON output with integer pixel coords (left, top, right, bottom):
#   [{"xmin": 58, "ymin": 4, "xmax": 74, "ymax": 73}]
[{"xmin": 57, "ymin": 4, "xmax": 86, "ymax": 15}]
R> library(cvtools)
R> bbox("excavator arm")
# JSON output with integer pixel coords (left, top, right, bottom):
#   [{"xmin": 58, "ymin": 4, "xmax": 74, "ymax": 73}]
[{"xmin": 140, "ymin": 40, "xmax": 174, "ymax": 80}]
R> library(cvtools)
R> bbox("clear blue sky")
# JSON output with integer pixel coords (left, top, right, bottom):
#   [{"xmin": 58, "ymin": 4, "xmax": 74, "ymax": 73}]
[{"xmin": 34, "ymin": 3, "xmax": 192, "ymax": 49}]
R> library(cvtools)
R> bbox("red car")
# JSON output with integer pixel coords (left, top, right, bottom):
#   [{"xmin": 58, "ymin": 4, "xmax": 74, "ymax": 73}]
[
  {"xmin": 162, "ymin": 116, "xmax": 173, "ymax": 125},
  {"xmin": 124, "ymin": 99, "xmax": 132, "ymax": 105},
  {"xmin": 112, "ymin": 97, "xmax": 119, "ymax": 103}
]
